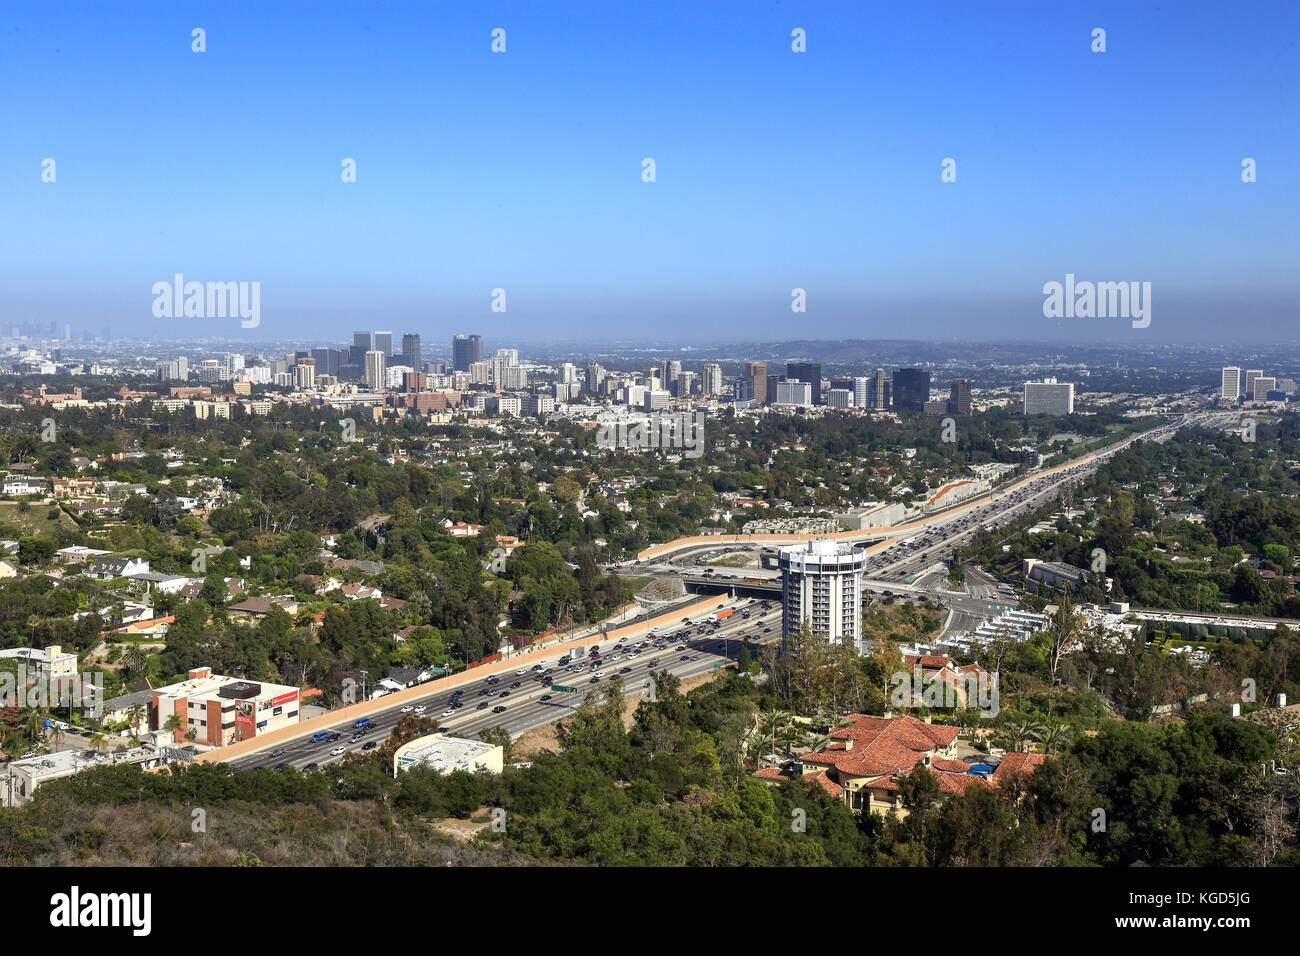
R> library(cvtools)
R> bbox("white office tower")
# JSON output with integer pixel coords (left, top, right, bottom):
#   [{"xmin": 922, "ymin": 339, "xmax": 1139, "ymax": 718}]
[
  {"xmin": 364, "ymin": 349, "xmax": 386, "ymax": 389},
  {"xmin": 703, "ymin": 363, "xmax": 723, "ymax": 396},
  {"xmin": 560, "ymin": 362, "xmax": 578, "ymax": 383},
  {"xmin": 828, "ymin": 387, "xmax": 853, "ymax": 409},
  {"xmin": 1023, "ymin": 378, "xmax": 1075, "ymax": 415},
  {"xmin": 1244, "ymin": 369, "xmax": 1262, "ymax": 402},
  {"xmin": 294, "ymin": 360, "xmax": 316, "ymax": 389},
  {"xmin": 779, "ymin": 539, "xmax": 866, "ymax": 652},
  {"xmin": 1253, "ymin": 376, "xmax": 1276, "ymax": 400},
  {"xmin": 852, "ymin": 376, "xmax": 870, "ymax": 408},
  {"xmin": 775, "ymin": 379, "xmax": 812, "ymax": 406},
  {"xmin": 1221, "ymin": 366, "xmax": 1242, "ymax": 401},
  {"xmin": 384, "ymin": 365, "xmax": 413, "ymax": 389}
]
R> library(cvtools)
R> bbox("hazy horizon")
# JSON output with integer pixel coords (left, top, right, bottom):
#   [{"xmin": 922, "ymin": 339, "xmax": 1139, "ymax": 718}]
[{"xmin": 3, "ymin": 0, "xmax": 1297, "ymax": 346}]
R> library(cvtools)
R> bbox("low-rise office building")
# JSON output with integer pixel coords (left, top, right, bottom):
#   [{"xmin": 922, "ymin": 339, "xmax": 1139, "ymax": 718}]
[
  {"xmin": 151, "ymin": 667, "xmax": 302, "ymax": 748},
  {"xmin": 393, "ymin": 733, "xmax": 503, "ymax": 777}
]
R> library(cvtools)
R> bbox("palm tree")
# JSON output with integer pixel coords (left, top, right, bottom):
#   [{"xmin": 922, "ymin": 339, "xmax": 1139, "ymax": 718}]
[
  {"xmin": 22, "ymin": 707, "xmax": 45, "ymax": 744},
  {"xmin": 1039, "ymin": 721, "xmax": 1073, "ymax": 755},
  {"xmin": 759, "ymin": 708, "xmax": 792, "ymax": 759},
  {"xmin": 88, "ymin": 732, "xmax": 108, "ymax": 753},
  {"xmin": 802, "ymin": 732, "xmax": 830, "ymax": 753},
  {"xmin": 122, "ymin": 645, "xmax": 148, "ymax": 677},
  {"xmin": 126, "ymin": 702, "xmax": 145, "ymax": 731},
  {"xmin": 997, "ymin": 717, "xmax": 1047, "ymax": 753}
]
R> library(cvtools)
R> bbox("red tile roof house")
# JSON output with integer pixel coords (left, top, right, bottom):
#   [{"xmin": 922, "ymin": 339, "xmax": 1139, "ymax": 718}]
[
  {"xmin": 754, "ymin": 713, "xmax": 1046, "ymax": 817},
  {"xmin": 899, "ymin": 655, "xmax": 992, "ymax": 709}
]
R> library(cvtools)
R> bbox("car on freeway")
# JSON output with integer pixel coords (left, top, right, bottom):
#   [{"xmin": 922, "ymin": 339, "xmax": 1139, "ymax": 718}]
[
  {"xmin": 400, "ymin": 705, "xmax": 414, "ymax": 713},
  {"xmin": 329, "ymin": 733, "xmax": 343, "ymax": 742},
  {"xmin": 620, "ymin": 667, "xmax": 632, "ymax": 674},
  {"xmin": 269, "ymin": 749, "xmax": 285, "ymax": 758},
  {"xmin": 441, "ymin": 709, "xmax": 455, "ymax": 718},
  {"xmin": 274, "ymin": 763, "xmax": 289, "ymax": 771},
  {"xmin": 492, "ymin": 705, "xmax": 507, "ymax": 714},
  {"xmin": 540, "ymin": 694, "xmax": 552, "ymax": 701},
  {"xmin": 413, "ymin": 705, "xmax": 426, "ymax": 713},
  {"xmin": 304, "ymin": 762, "xmax": 318, "ymax": 770},
  {"xmin": 311, "ymin": 732, "xmax": 331, "ymax": 742},
  {"xmin": 511, "ymin": 681, "xmax": 522, "ymax": 688},
  {"xmin": 499, "ymin": 691, "xmax": 511, "ymax": 698},
  {"xmin": 680, "ymin": 655, "xmax": 691, "ymax": 661},
  {"xmin": 477, "ymin": 702, "xmax": 489, "ymax": 710},
  {"xmin": 590, "ymin": 677, "xmax": 601, "ymax": 683},
  {"xmin": 329, "ymin": 747, "xmax": 346, "ymax": 756}
]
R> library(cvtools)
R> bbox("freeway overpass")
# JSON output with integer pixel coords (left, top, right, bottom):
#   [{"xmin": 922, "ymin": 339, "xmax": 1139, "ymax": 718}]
[{"xmin": 633, "ymin": 414, "xmax": 1205, "ymax": 564}]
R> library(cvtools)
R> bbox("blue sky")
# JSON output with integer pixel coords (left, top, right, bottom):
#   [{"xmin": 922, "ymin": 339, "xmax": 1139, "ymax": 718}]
[{"xmin": 1, "ymin": 0, "xmax": 1296, "ymax": 346}]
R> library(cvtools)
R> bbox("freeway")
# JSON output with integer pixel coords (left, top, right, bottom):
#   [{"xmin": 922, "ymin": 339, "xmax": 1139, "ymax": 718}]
[
  {"xmin": 226, "ymin": 594, "xmax": 784, "ymax": 772},
  {"xmin": 631, "ymin": 413, "xmax": 1222, "ymax": 567}
]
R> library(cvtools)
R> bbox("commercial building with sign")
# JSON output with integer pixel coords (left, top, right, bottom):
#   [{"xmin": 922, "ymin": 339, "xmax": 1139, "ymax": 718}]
[
  {"xmin": 393, "ymin": 733, "xmax": 504, "ymax": 777},
  {"xmin": 150, "ymin": 667, "xmax": 302, "ymax": 747}
]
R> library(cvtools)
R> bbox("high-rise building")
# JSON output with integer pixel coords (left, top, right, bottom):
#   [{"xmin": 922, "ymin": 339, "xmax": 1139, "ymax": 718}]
[
  {"xmin": 364, "ymin": 350, "xmax": 386, "ymax": 389},
  {"xmin": 872, "ymin": 368, "xmax": 889, "ymax": 409},
  {"xmin": 559, "ymin": 362, "xmax": 577, "ymax": 383},
  {"xmin": 852, "ymin": 376, "xmax": 870, "ymax": 408},
  {"xmin": 294, "ymin": 358, "xmax": 316, "ymax": 389},
  {"xmin": 350, "ymin": 331, "xmax": 372, "ymax": 370},
  {"xmin": 1244, "ymin": 370, "xmax": 1263, "ymax": 401},
  {"xmin": 891, "ymin": 368, "xmax": 930, "ymax": 412},
  {"xmin": 745, "ymin": 362, "xmax": 768, "ymax": 407},
  {"xmin": 311, "ymin": 348, "xmax": 340, "ymax": 377},
  {"xmin": 452, "ymin": 334, "xmax": 483, "ymax": 372},
  {"xmin": 702, "ymin": 363, "xmax": 723, "ymax": 396},
  {"xmin": 786, "ymin": 363, "xmax": 823, "ymax": 405},
  {"xmin": 949, "ymin": 378, "xmax": 973, "ymax": 415},
  {"xmin": 1252, "ymin": 376, "xmax": 1276, "ymax": 400},
  {"xmin": 1023, "ymin": 378, "xmax": 1074, "ymax": 415},
  {"xmin": 373, "ymin": 331, "xmax": 393, "ymax": 356},
  {"xmin": 775, "ymin": 380, "xmax": 813, "ymax": 406},
  {"xmin": 780, "ymin": 539, "xmax": 866, "ymax": 652},
  {"xmin": 1221, "ymin": 367, "xmax": 1242, "ymax": 402},
  {"xmin": 401, "ymin": 334, "xmax": 421, "ymax": 370},
  {"xmin": 585, "ymin": 363, "xmax": 605, "ymax": 394}
]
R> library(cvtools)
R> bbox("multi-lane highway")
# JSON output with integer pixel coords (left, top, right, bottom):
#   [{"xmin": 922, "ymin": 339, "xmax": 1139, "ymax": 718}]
[{"xmin": 226, "ymin": 594, "xmax": 782, "ymax": 772}]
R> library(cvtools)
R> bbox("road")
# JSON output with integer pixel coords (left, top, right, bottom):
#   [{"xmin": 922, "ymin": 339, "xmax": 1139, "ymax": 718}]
[{"xmin": 227, "ymin": 594, "xmax": 783, "ymax": 772}]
